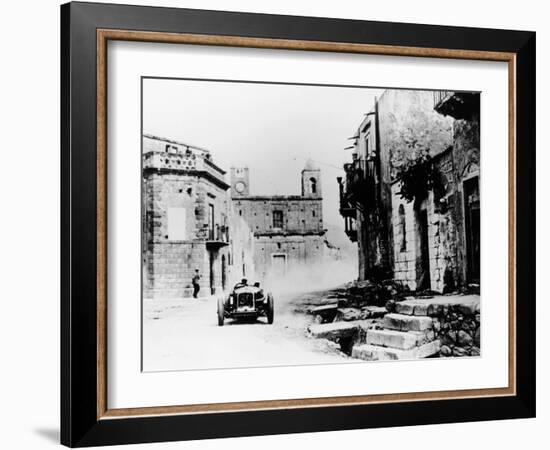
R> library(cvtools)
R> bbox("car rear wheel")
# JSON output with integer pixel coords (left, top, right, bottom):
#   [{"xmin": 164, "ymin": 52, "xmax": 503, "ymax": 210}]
[
  {"xmin": 217, "ymin": 296, "xmax": 225, "ymax": 326},
  {"xmin": 266, "ymin": 293, "xmax": 274, "ymax": 324}
]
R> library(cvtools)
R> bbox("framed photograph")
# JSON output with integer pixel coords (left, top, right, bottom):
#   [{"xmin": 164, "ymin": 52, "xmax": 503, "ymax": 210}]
[{"xmin": 61, "ymin": 1, "xmax": 536, "ymax": 447}]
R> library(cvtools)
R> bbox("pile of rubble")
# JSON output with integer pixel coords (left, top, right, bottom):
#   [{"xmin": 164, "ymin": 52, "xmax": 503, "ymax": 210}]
[{"xmin": 306, "ymin": 284, "xmax": 480, "ymax": 361}]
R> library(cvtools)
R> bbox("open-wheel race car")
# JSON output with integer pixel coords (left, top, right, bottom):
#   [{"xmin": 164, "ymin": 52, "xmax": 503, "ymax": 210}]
[{"xmin": 217, "ymin": 281, "xmax": 274, "ymax": 326}]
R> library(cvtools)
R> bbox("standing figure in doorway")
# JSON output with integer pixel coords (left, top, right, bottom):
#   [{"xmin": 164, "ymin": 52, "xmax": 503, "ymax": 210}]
[{"xmin": 192, "ymin": 269, "xmax": 201, "ymax": 298}]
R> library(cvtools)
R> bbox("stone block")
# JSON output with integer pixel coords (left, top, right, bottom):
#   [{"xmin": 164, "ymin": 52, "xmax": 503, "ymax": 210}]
[
  {"xmin": 456, "ymin": 300, "xmax": 478, "ymax": 315},
  {"xmin": 363, "ymin": 306, "xmax": 387, "ymax": 318},
  {"xmin": 415, "ymin": 339, "xmax": 441, "ymax": 358},
  {"xmin": 383, "ymin": 313, "xmax": 433, "ymax": 332},
  {"xmin": 351, "ymin": 340, "xmax": 440, "ymax": 361},
  {"xmin": 413, "ymin": 303, "xmax": 429, "ymax": 316},
  {"xmin": 308, "ymin": 320, "xmax": 371, "ymax": 341},
  {"xmin": 457, "ymin": 330, "xmax": 473, "ymax": 346},
  {"xmin": 365, "ymin": 329, "xmax": 435, "ymax": 350},
  {"xmin": 441, "ymin": 330, "xmax": 457, "ymax": 346},
  {"xmin": 394, "ymin": 301, "xmax": 415, "ymax": 315},
  {"xmin": 310, "ymin": 303, "xmax": 339, "ymax": 321},
  {"xmin": 335, "ymin": 308, "xmax": 362, "ymax": 322},
  {"xmin": 452, "ymin": 346, "xmax": 468, "ymax": 357},
  {"xmin": 366, "ymin": 329, "xmax": 417, "ymax": 349}
]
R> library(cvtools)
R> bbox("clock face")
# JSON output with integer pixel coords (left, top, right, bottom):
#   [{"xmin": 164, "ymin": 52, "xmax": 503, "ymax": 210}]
[{"xmin": 235, "ymin": 181, "xmax": 246, "ymax": 193}]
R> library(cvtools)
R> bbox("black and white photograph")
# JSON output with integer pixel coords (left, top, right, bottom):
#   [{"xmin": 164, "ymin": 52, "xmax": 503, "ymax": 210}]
[
  {"xmin": 141, "ymin": 79, "xmax": 481, "ymax": 372},
  {"xmin": 0, "ymin": 0, "xmax": 541, "ymax": 447}
]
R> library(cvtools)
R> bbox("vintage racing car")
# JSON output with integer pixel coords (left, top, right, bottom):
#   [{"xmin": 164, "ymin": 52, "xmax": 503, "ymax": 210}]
[{"xmin": 217, "ymin": 281, "xmax": 274, "ymax": 326}]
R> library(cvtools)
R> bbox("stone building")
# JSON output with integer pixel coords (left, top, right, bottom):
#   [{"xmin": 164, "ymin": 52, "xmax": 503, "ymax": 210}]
[
  {"xmin": 230, "ymin": 161, "xmax": 327, "ymax": 282},
  {"xmin": 142, "ymin": 135, "xmax": 255, "ymax": 299},
  {"xmin": 338, "ymin": 89, "xmax": 480, "ymax": 293},
  {"xmin": 337, "ymin": 106, "xmax": 391, "ymax": 281},
  {"xmin": 432, "ymin": 91, "xmax": 480, "ymax": 289}
]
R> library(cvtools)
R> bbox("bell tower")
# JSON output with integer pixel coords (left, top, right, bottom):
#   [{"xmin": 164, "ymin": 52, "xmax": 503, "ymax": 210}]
[
  {"xmin": 301, "ymin": 159, "xmax": 321, "ymax": 198},
  {"xmin": 230, "ymin": 167, "xmax": 250, "ymax": 197}
]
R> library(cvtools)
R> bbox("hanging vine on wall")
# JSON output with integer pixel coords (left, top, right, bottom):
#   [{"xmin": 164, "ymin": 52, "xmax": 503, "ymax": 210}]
[
  {"xmin": 395, "ymin": 151, "xmax": 440, "ymax": 203},
  {"xmin": 390, "ymin": 128, "xmax": 444, "ymax": 204}
]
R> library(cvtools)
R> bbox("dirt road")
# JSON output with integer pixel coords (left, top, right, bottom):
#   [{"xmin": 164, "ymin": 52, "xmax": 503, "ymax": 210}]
[{"xmin": 143, "ymin": 288, "xmax": 350, "ymax": 372}]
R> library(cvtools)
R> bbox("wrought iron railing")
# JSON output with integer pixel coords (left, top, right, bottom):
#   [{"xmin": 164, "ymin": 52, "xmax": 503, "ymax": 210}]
[
  {"xmin": 433, "ymin": 91, "xmax": 453, "ymax": 109},
  {"xmin": 208, "ymin": 224, "xmax": 229, "ymax": 242}
]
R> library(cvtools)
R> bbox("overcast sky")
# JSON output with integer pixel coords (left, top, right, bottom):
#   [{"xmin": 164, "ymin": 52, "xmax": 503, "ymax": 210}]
[{"xmin": 143, "ymin": 78, "xmax": 384, "ymax": 230}]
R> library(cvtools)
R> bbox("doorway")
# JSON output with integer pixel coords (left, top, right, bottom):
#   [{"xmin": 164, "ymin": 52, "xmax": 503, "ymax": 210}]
[
  {"xmin": 208, "ymin": 203, "xmax": 215, "ymax": 240},
  {"xmin": 417, "ymin": 209, "xmax": 431, "ymax": 291},
  {"xmin": 271, "ymin": 254, "xmax": 287, "ymax": 278},
  {"xmin": 464, "ymin": 176, "xmax": 480, "ymax": 284},
  {"xmin": 209, "ymin": 251, "xmax": 215, "ymax": 294},
  {"xmin": 221, "ymin": 254, "xmax": 227, "ymax": 291}
]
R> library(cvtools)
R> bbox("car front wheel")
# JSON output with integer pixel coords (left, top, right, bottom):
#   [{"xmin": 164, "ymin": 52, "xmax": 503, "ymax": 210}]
[
  {"xmin": 266, "ymin": 293, "xmax": 274, "ymax": 324},
  {"xmin": 217, "ymin": 296, "xmax": 225, "ymax": 326}
]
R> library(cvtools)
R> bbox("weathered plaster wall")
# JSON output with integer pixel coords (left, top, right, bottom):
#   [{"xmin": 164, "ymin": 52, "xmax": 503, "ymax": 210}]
[
  {"xmin": 142, "ymin": 136, "xmax": 256, "ymax": 299},
  {"xmin": 391, "ymin": 183, "xmax": 419, "ymax": 290},
  {"xmin": 357, "ymin": 90, "xmax": 454, "ymax": 284},
  {"xmin": 232, "ymin": 195, "xmax": 326, "ymax": 281},
  {"xmin": 450, "ymin": 114, "xmax": 481, "ymax": 287},
  {"xmin": 227, "ymin": 202, "xmax": 256, "ymax": 287},
  {"xmin": 377, "ymin": 89, "xmax": 454, "ymax": 182},
  {"xmin": 233, "ymin": 197, "xmax": 323, "ymax": 235},
  {"xmin": 377, "ymin": 90, "xmax": 462, "ymax": 293},
  {"xmin": 353, "ymin": 112, "xmax": 392, "ymax": 281},
  {"xmin": 253, "ymin": 234, "xmax": 325, "ymax": 281}
]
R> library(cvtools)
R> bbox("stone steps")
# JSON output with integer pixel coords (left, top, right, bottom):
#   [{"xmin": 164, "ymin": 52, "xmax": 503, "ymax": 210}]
[
  {"xmin": 310, "ymin": 295, "xmax": 480, "ymax": 361},
  {"xmin": 350, "ymin": 311, "xmax": 439, "ymax": 360},
  {"xmin": 365, "ymin": 328, "xmax": 435, "ymax": 350},
  {"xmin": 351, "ymin": 340, "xmax": 441, "ymax": 361}
]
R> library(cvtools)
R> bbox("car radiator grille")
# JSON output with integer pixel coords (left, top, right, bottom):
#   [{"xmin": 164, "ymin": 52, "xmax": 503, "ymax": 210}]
[{"xmin": 237, "ymin": 293, "xmax": 254, "ymax": 308}]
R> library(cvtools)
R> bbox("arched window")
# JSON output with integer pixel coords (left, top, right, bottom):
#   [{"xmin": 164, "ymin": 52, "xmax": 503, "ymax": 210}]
[
  {"xmin": 398, "ymin": 204, "xmax": 407, "ymax": 252},
  {"xmin": 309, "ymin": 177, "xmax": 317, "ymax": 194}
]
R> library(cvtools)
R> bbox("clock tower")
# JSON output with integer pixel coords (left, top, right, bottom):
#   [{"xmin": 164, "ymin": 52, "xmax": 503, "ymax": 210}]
[{"xmin": 230, "ymin": 167, "xmax": 250, "ymax": 196}]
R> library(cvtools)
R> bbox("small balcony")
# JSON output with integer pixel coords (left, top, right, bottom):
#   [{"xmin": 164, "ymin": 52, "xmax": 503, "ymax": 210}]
[
  {"xmin": 340, "ymin": 160, "xmax": 375, "ymax": 212},
  {"xmin": 337, "ymin": 176, "xmax": 355, "ymax": 218},
  {"xmin": 206, "ymin": 224, "xmax": 229, "ymax": 248},
  {"xmin": 344, "ymin": 216, "xmax": 357, "ymax": 243},
  {"xmin": 433, "ymin": 91, "xmax": 480, "ymax": 120}
]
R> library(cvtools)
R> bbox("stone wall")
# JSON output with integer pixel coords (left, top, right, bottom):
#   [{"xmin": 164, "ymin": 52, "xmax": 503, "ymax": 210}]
[
  {"xmin": 351, "ymin": 112, "xmax": 393, "ymax": 280},
  {"xmin": 431, "ymin": 298, "xmax": 481, "ymax": 357},
  {"xmin": 233, "ymin": 197, "xmax": 324, "ymax": 235},
  {"xmin": 391, "ymin": 183, "xmax": 420, "ymax": 290},
  {"xmin": 142, "ymin": 166, "xmax": 230, "ymax": 298},
  {"xmin": 383, "ymin": 92, "xmax": 482, "ymax": 293},
  {"xmin": 144, "ymin": 241, "xmax": 211, "ymax": 298},
  {"xmin": 391, "ymin": 182, "xmax": 460, "ymax": 293},
  {"xmin": 227, "ymin": 202, "xmax": 256, "ymax": 286},
  {"xmin": 367, "ymin": 90, "xmax": 454, "ymax": 287},
  {"xmin": 232, "ymin": 196, "xmax": 326, "ymax": 281},
  {"xmin": 450, "ymin": 115, "xmax": 480, "ymax": 287},
  {"xmin": 253, "ymin": 234, "xmax": 325, "ymax": 281},
  {"xmin": 377, "ymin": 89, "xmax": 454, "ymax": 183},
  {"xmin": 142, "ymin": 149, "xmax": 255, "ymax": 298}
]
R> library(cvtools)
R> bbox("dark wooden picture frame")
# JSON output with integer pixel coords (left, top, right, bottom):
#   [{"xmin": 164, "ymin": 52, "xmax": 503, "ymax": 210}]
[{"xmin": 61, "ymin": 1, "xmax": 535, "ymax": 447}]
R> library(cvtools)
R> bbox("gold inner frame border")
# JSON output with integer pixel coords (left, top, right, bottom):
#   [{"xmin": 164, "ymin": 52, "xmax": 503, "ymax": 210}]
[{"xmin": 96, "ymin": 28, "xmax": 517, "ymax": 420}]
